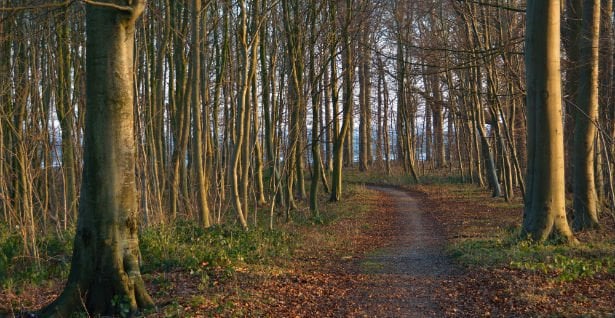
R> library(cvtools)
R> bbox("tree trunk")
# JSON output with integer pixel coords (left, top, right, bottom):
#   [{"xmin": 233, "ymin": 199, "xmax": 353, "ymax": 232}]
[
  {"xmin": 430, "ymin": 75, "xmax": 445, "ymax": 169},
  {"xmin": 308, "ymin": 0, "xmax": 321, "ymax": 215},
  {"xmin": 380, "ymin": 58, "xmax": 392, "ymax": 176},
  {"xmin": 572, "ymin": 0, "xmax": 601, "ymax": 230},
  {"xmin": 358, "ymin": 30, "xmax": 371, "ymax": 172},
  {"xmin": 563, "ymin": 0, "xmax": 583, "ymax": 192},
  {"xmin": 40, "ymin": 2, "xmax": 154, "ymax": 316},
  {"xmin": 191, "ymin": 0, "xmax": 211, "ymax": 228},
  {"xmin": 252, "ymin": 77, "xmax": 267, "ymax": 206},
  {"xmin": 522, "ymin": 0, "xmax": 576, "ymax": 243},
  {"xmin": 599, "ymin": 0, "xmax": 614, "ymax": 206},
  {"xmin": 55, "ymin": 10, "xmax": 78, "ymax": 224},
  {"xmin": 330, "ymin": 0, "xmax": 353, "ymax": 202},
  {"xmin": 169, "ymin": 2, "xmax": 191, "ymax": 221},
  {"xmin": 231, "ymin": 0, "xmax": 251, "ymax": 230}
]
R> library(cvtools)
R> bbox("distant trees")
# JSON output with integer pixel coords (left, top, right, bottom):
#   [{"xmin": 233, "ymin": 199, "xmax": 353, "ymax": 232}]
[
  {"xmin": 0, "ymin": 1, "xmax": 530, "ymax": 241},
  {"xmin": 0, "ymin": 1, "xmax": 613, "ymax": 314},
  {"xmin": 0, "ymin": 0, "xmax": 610, "ymax": 223},
  {"xmin": 1, "ymin": 1, "xmax": 87, "ymax": 260},
  {"xmin": 392, "ymin": 0, "xmax": 420, "ymax": 182}
]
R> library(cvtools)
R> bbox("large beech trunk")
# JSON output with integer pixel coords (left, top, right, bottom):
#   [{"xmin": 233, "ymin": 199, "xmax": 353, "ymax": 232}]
[
  {"xmin": 522, "ymin": 0, "xmax": 576, "ymax": 243},
  {"xmin": 40, "ymin": 2, "xmax": 154, "ymax": 316}
]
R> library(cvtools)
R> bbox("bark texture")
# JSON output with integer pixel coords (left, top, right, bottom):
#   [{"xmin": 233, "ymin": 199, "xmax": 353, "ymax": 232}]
[
  {"xmin": 522, "ymin": 0, "xmax": 576, "ymax": 242},
  {"xmin": 40, "ymin": 2, "xmax": 154, "ymax": 316}
]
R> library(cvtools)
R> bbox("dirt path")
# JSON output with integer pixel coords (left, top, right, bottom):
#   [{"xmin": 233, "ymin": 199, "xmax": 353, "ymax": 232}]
[{"xmin": 350, "ymin": 186, "xmax": 459, "ymax": 317}]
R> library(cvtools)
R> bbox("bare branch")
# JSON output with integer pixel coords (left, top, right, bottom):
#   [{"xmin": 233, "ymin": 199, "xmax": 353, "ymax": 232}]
[
  {"xmin": 456, "ymin": 0, "xmax": 526, "ymax": 13},
  {"xmin": 82, "ymin": 0, "xmax": 133, "ymax": 13},
  {"xmin": 0, "ymin": 0, "xmax": 73, "ymax": 12}
]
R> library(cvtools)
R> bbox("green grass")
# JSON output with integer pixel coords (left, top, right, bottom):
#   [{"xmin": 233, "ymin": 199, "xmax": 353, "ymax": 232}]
[{"xmin": 450, "ymin": 230, "xmax": 615, "ymax": 282}]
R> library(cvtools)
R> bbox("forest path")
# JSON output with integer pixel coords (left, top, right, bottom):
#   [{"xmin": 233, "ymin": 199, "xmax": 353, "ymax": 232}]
[{"xmin": 351, "ymin": 186, "xmax": 460, "ymax": 317}]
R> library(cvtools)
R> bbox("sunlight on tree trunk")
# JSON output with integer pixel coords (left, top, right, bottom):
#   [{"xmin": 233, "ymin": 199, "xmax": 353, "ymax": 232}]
[{"xmin": 522, "ymin": 0, "xmax": 577, "ymax": 243}]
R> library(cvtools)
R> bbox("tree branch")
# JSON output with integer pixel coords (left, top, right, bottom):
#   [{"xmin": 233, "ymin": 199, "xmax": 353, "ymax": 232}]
[
  {"xmin": 456, "ymin": 0, "xmax": 526, "ymax": 13},
  {"xmin": 0, "ymin": 0, "xmax": 73, "ymax": 12},
  {"xmin": 82, "ymin": 0, "xmax": 133, "ymax": 13}
]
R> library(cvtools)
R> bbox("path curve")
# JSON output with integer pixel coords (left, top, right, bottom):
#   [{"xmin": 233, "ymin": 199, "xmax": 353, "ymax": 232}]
[{"xmin": 353, "ymin": 186, "xmax": 459, "ymax": 317}]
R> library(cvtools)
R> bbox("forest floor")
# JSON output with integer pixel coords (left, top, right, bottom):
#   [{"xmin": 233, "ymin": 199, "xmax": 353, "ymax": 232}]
[
  {"xmin": 149, "ymin": 182, "xmax": 615, "ymax": 317},
  {"xmin": 3, "ymin": 181, "xmax": 615, "ymax": 317},
  {"xmin": 142, "ymin": 184, "xmax": 463, "ymax": 317}
]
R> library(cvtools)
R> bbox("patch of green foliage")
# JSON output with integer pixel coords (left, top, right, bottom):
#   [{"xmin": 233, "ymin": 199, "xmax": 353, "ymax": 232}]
[
  {"xmin": 286, "ymin": 183, "xmax": 371, "ymax": 227},
  {"xmin": 511, "ymin": 253, "xmax": 615, "ymax": 282},
  {"xmin": 0, "ymin": 219, "xmax": 294, "ymax": 290},
  {"xmin": 450, "ymin": 229, "xmax": 615, "ymax": 282},
  {"xmin": 360, "ymin": 259, "xmax": 385, "ymax": 272},
  {"xmin": 0, "ymin": 181, "xmax": 370, "ymax": 295},
  {"xmin": 111, "ymin": 295, "xmax": 133, "ymax": 318},
  {"xmin": 417, "ymin": 174, "xmax": 466, "ymax": 185},
  {"xmin": 139, "ymin": 220, "xmax": 293, "ymax": 276},
  {"xmin": 0, "ymin": 223, "xmax": 73, "ymax": 289}
]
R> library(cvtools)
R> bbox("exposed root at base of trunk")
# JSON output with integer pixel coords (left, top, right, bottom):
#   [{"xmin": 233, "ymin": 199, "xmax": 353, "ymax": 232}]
[{"xmin": 37, "ymin": 279, "xmax": 154, "ymax": 318}]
